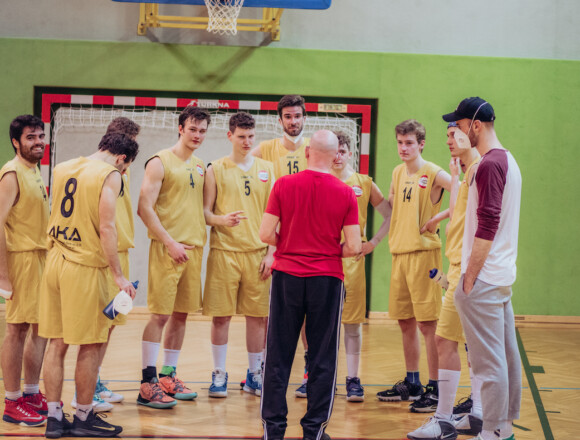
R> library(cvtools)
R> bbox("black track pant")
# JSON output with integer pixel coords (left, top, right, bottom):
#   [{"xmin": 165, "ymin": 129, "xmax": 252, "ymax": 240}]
[{"xmin": 261, "ymin": 270, "xmax": 344, "ymax": 440}]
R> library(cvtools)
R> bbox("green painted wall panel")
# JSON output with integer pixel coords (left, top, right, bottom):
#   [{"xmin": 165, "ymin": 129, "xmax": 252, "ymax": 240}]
[{"xmin": 1, "ymin": 38, "xmax": 578, "ymax": 316}]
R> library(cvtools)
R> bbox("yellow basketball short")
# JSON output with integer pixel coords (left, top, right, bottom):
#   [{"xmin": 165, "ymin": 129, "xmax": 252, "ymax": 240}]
[
  {"xmin": 39, "ymin": 248, "xmax": 110, "ymax": 345},
  {"xmin": 388, "ymin": 249, "xmax": 442, "ymax": 322},
  {"xmin": 147, "ymin": 240, "xmax": 203, "ymax": 315},
  {"xmin": 202, "ymin": 248, "xmax": 270, "ymax": 317},
  {"xmin": 106, "ymin": 250, "xmax": 130, "ymax": 326},
  {"xmin": 341, "ymin": 255, "xmax": 366, "ymax": 324},
  {"xmin": 5, "ymin": 249, "xmax": 46, "ymax": 324},
  {"xmin": 435, "ymin": 263, "xmax": 465, "ymax": 343}
]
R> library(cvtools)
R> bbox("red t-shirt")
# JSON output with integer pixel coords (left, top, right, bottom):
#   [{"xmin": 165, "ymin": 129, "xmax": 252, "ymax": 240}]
[{"xmin": 265, "ymin": 170, "xmax": 359, "ymax": 280}]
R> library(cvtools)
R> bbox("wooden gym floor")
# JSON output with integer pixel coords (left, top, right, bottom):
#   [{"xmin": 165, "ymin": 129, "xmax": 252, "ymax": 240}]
[{"xmin": 0, "ymin": 316, "xmax": 577, "ymax": 440}]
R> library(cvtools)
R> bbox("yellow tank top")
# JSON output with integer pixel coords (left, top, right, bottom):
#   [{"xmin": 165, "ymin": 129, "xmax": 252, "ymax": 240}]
[
  {"xmin": 147, "ymin": 149, "xmax": 206, "ymax": 247},
  {"xmin": 259, "ymin": 137, "xmax": 309, "ymax": 179},
  {"xmin": 1, "ymin": 159, "xmax": 49, "ymax": 252},
  {"xmin": 344, "ymin": 173, "xmax": 372, "ymax": 241},
  {"xmin": 388, "ymin": 161, "xmax": 444, "ymax": 254},
  {"xmin": 116, "ymin": 169, "xmax": 134, "ymax": 251},
  {"xmin": 209, "ymin": 156, "xmax": 274, "ymax": 252},
  {"xmin": 445, "ymin": 158, "xmax": 480, "ymax": 264},
  {"xmin": 48, "ymin": 157, "xmax": 117, "ymax": 267}
]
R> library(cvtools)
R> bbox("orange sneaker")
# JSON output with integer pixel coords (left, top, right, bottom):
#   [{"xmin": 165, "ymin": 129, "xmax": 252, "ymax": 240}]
[
  {"xmin": 159, "ymin": 372, "xmax": 198, "ymax": 400},
  {"xmin": 136, "ymin": 378, "xmax": 177, "ymax": 409}
]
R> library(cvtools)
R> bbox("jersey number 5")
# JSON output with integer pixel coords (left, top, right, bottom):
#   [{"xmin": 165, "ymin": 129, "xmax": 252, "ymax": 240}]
[
  {"xmin": 244, "ymin": 180, "xmax": 251, "ymax": 196},
  {"xmin": 60, "ymin": 178, "xmax": 78, "ymax": 218}
]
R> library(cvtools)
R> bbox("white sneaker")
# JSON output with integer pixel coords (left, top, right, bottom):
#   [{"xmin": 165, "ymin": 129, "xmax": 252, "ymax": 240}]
[
  {"xmin": 71, "ymin": 393, "xmax": 114, "ymax": 413},
  {"xmin": 407, "ymin": 416, "xmax": 457, "ymax": 440},
  {"xmin": 95, "ymin": 379, "xmax": 124, "ymax": 403}
]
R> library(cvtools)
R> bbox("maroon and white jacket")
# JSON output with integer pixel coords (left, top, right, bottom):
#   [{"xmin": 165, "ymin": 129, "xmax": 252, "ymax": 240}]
[{"xmin": 461, "ymin": 148, "xmax": 522, "ymax": 286}]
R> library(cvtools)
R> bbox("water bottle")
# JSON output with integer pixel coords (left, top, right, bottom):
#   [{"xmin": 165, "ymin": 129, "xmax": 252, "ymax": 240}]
[
  {"xmin": 428, "ymin": 269, "xmax": 448, "ymax": 290},
  {"xmin": 103, "ymin": 281, "xmax": 138, "ymax": 320}
]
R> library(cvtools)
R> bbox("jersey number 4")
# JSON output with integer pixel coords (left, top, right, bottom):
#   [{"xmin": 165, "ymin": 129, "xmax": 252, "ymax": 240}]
[
  {"xmin": 402, "ymin": 186, "xmax": 412, "ymax": 202},
  {"xmin": 189, "ymin": 173, "xmax": 195, "ymax": 188}
]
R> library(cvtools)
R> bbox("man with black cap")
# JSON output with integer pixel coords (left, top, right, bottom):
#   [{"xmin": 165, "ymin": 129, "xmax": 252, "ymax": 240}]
[{"xmin": 441, "ymin": 97, "xmax": 522, "ymax": 440}]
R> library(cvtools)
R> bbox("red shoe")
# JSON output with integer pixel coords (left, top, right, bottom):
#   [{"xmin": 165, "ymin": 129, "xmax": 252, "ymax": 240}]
[
  {"xmin": 3, "ymin": 398, "xmax": 46, "ymax": 426},
  {"xmin": 22, "ymin": 392, "xmax": 48, "ymax": 415}
]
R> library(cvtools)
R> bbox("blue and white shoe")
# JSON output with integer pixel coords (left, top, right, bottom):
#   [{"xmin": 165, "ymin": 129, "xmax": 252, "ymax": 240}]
[
  {"xmin": 209, "ymin": 368, "xmax": 228, "ymax": 398},
  {"xmin": 95, "ymin": 378, "xmax": 124, "ymax": 403},
  {"xmin": 71, "ymin": 393, "xmax": 113, "ymax": 413},
  {"xmin": 295, "ymin": 381, "xmax": 307, "ymax": 398},
  {"xmin": 346, "ymin": 376, "xmax": 364, "ymax": 402},
  {"xmin": 242, "ymin": 369, "xmax": 262, "ymax": 397}
]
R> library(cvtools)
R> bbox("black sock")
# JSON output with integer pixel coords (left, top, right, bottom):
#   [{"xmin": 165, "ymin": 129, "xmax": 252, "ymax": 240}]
[{"xmin": 142, "ymin": 366, "xmax": 157, "ymax": 384}]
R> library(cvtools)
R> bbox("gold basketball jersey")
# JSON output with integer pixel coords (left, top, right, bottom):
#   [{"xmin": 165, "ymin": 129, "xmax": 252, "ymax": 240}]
[
  {"xmin": 48, "ymin": 157, "xmax": 118, "ymax": 267},
  {"xmin": 116, "ymin": 169, "xmax": 134, "ymax": 252},
  {"xmin": 259, "ymin": 137, "xmax": 309, "ymax": 179},
  {"xmin": 344, "ymin": 172, "xmax": 373, "ymax": 240},
  {"xmin": 388, "ymin": 161, "xmax": 444, "ymax": 254},
  {"xmin": 147, "ymin": 149, "xmax": 206, "ymax": 247},
  {"xmin": 445, "ymin": 158, "xmax": 480, "ymax": 264},
  {"xmin": 1, "ymin": 159, "xmax": 49, "ymax": 252},
  {"xmin": 209, "ymin": 156, "xmax": 274, "ymax": 252}
]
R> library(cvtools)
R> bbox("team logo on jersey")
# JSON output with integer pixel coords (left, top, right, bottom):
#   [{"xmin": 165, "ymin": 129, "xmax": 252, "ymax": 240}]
[
  {"xmin": 258, "ymin": 170, "xmax": 269, "ymax": 182},
  {"xmin": 197, "ymin": 165, "xmax": 204, "ymax": 177},
  {"xmin": 418, "ymin": 175, "xmax": 429, "ymax": 189},
  {"xmin": 49, "ymin": 225, "xmax": 82, "ymax": 242},
  {"xmin": 352, "ymin": 185, "xmax": 363, "ymax": 197}
]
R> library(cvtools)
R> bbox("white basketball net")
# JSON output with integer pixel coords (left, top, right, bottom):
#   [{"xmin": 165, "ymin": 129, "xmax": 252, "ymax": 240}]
[{"xmin": 205, "ymin": 0, "xmax": 244, "ymax": 35}]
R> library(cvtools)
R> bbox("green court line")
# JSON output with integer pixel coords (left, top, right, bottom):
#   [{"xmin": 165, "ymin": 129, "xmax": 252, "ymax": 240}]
[{"xmin": 516, "ymin": 328, "xmax": 554, "ymax": 440}]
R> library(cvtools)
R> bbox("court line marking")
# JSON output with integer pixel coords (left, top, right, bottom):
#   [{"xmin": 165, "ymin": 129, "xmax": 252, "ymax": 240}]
[{"xmin": 517, "ymin": 328, "xmax": 554, "ymax": 440}]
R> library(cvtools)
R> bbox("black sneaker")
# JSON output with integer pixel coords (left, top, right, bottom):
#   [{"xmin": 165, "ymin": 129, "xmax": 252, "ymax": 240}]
[
  {"xmin": 304, "ymin": 433, "xmax": 330, "ymax": 440},
  {"xmin": 45, "ymin": 414, "xmax": 73, "ymax": 439},
  {"xmin": 409, "ymin": 383, "xmax": 438, "ymax": 413},
  {"xmin": 70, "ymin": 410, "xmax": 122, "ymax": 437},
  {"xmin": 452, "ymin": 395, "xmax": 473, "ymax": 417},
  {"xmin": 377, "ymin": 378, "xmax": 422, "ymax": 401},
  {"xmin": 454, "ymin": 413, "xmax": 483, "ymax": 436},
  {"xmin": 345, "ymin": 376, "xmax": 364, "ymax": 402}
]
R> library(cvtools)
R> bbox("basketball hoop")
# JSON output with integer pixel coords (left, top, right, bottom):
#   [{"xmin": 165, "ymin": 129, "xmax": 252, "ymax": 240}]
[{"xmin": 204, "ymin": 0, "xmax": 244, "ymax": 35}]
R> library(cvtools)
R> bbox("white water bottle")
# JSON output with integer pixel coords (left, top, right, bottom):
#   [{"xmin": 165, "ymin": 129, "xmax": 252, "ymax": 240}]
[
  {"xmin": 103, "ymin": 281, "xmax": 138, "ymax": 319},
  {"xmin": 429, "ymin": 269, "xmax": 448, "ymax": 290}
]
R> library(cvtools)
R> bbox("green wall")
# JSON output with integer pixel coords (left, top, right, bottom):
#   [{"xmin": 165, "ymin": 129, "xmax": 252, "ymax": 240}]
[{"xmin": 1, "ymin": 38, "xmax": 578, "ymax": 316}]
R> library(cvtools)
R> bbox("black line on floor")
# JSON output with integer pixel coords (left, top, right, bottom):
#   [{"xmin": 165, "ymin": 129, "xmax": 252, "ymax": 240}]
[{"xmin": 516, "ymin": 328, "xmax": 553, "ymax": 440}]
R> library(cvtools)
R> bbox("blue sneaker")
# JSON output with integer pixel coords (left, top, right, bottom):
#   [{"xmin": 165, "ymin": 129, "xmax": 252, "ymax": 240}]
[
  {"xmin": 242, "ymin": 369, "xmax": 262, "ymax": 397},
  {"xmin": 295, "ymin": 381, "xmax": 307, "ymax": 398},
  {"xmin": 209, "ymin": 369, "xmax": 228, "ymax": 398},
  {"xmin": 346, "ymin": 376, "xmax": 364, "ymax": 402}
]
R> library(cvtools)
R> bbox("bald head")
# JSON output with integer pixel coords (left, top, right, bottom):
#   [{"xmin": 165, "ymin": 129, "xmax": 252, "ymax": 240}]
[{"xmin": 306, "ymin": 130, "xmax": 339, "ymax": 172}]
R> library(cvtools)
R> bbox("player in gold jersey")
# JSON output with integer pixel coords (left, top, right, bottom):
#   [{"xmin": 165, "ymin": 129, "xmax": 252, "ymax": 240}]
[
  {"xmin": 251, "ymin": 94, "xmax": 309, "ymax": 179},
  {"xmin": 73, "ymin": 118, "xmax": 141, "ymax": 412},
  {"xmin": 377, "ymin": 120, "xmax": 451, "ymax": 411},
  {"xmin": 0, "ymin": 115, "xmax": 49, "ymax": 427},
  {"xmin": 137, "ymin": 107, "xmax": 210, "ymax": 409},
  {"xmin": 39, "ymin": 133, "xmax": 138, "ymax": 437},
  {"xmin": 331, "ymin": 131, "xmax": 392, "ymax": 402},
  {"xmin": 407, "ymin": 123, "xmax": 482, "ymax": 439},
  {"xmin": 203, "ymin": 112, "xmax": 274, "ymax": 398}
]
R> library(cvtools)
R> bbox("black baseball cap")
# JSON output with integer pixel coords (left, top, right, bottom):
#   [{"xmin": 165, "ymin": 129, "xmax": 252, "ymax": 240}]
[{"xmin": 442, "ymin": 97, "xmax": 495, "ymax": 123}]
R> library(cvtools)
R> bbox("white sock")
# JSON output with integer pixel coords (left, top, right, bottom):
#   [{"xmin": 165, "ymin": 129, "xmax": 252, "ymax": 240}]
[
  {"xmin": 434, "ymin": 369, "xmax": 461, "ymax": 419},
  {"xmin": 142, "ymin": 341, "xmax": 161, "ymax": 370},
  {"xmin": 163, "ymin": 349, "xmax": 180, "ymax": 368},
  {"xmin": 76, "ymin": 404, "xmax": 92, "ymax": 422},
  {"xmin": 344, "ymin": 323, "xmax": 361, "ymax": 378},
  {"xmin": 480, "ymin": 430, "xmax": 498, "ymax": 440},
  {"xmin": 470, "ymin": 369, "xmax": 483, "ymax": 418},
  {"xmin": 48, "ymin": 402, "xmax": 63, "ymax": 420},
  {"xmin": 23, "ymin": 384, "xmax": 40, "ymax": 395},
  {"xmin": 212, "ymin": 343, "xmax": 228, "ymax": 371},
  {"xmin": 499, "ymin": 421, "xmax": 513, "ymax": 438},
  {"xmin": 5, "ymin": 390, "xmax": 21, "ymax": 401},
  {"xmin": 248, "ymin": 352, "xmax": 262, "ymax": 372}
]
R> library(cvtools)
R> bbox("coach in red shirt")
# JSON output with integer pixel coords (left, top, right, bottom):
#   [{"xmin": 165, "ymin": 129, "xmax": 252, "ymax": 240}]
[{"xmin": 259, "ymin": 130, "xmax": 361, "ymax": 440}]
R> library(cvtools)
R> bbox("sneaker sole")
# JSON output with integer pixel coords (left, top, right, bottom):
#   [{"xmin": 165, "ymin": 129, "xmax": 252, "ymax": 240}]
[
  {"xmin": 3, "ymin": 414, "xmax": 46, "ymax": 427},
  {"xmin": 377, "ymin": 395, "xmax": 421, "ymax": 402},
  {"xmin": 295, "ymin": 391, "xmax": 307, "ymax": 398},
  {"xmin": 99, "ymin": 394, "xmax": 124, "ymax": 404},
  {"xmin": 346, "ymin": 395, "xmax": 364, "ymax": 402},
  {"xmin": 409, "ymin": 405, "xmax": 437, "ymax": 413},
  {"xmin": 70, "ymin": 427, "xmax": 122, "ymax": 437},
  {"xmin": 242, "ymin": 385, "xmax": 261, "ymax": 397},
  {"xmin": 172, "ymin": 392, "xmax": 198, "ymax": 400},
  {"xmin": 208, "ymin": 391, "xmax": 228, "ymax": 398},
  {"xmin": 136, "ymin": 396, "xmax": 177, "ymax": 409}
]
